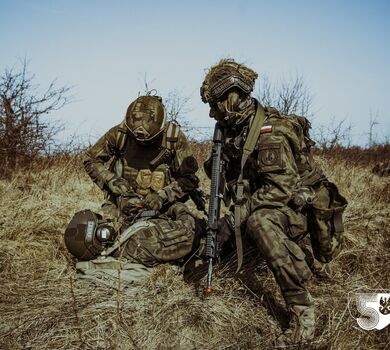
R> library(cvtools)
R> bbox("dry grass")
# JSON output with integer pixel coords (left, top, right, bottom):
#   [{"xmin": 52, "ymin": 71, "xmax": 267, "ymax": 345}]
[{"xmin": 0, "ymin": 149, "xmax": 389, "ymax": 350}]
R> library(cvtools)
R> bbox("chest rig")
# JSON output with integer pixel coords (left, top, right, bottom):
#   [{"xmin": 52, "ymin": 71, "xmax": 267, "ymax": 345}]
[{"xmin": 113, "ymin": 121, "xmax": 181, "ymax": 197}]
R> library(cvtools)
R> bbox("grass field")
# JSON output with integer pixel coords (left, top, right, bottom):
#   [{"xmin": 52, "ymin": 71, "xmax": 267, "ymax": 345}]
[{"xmin": 0, "ymin": 145, "xmax": 389, "ymax": 349}]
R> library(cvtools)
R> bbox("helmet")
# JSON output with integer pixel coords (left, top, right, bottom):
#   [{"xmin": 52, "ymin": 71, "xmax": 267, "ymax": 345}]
[
  {"xmin": 125, "ymin": 95, "xmax": 167, "ymax": 141},
  {"xmin": 64, "ymin": 210, "xmax": 117, "ymax": 261},
  {"xmin": 200, "ymin": 59, "xmax": 258, "ymax": 104},
  {"xmin": 200, "ymin": 59, "xmax": 258, "ymax": 125}
]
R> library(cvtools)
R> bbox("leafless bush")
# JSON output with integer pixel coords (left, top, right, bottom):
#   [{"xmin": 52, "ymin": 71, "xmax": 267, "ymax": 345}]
[
  {"xmin": 367, "ymin": 110, "xmax": 380, "ymax": 148},
  {"xmin": 163, "ymin": 89, "xmax": 192, "ymax": 132},
  {"xmin": 313, "ymin": 143, "xmax": 390, "ymax": 166},
  {"xmin": 312, "ymin": 117, "xmax": 353, "ymax": 150},
  {"xmin": 256, "ymin": 74, "xmax": 314, "ymax": 118},
  {"xmin": 138, "ymin": 72, "xmax": 194, "ymax": 132},
  {"xmin": 0, "ymin": 59, "xmax": 72, "ymax": 178}
]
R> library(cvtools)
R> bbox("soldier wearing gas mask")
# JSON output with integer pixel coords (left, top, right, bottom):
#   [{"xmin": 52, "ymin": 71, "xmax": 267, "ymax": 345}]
[
  {"xmin": 201, "ymin": 59, "xmax": 330, "ymax": 346},
  {"xmin": 65, "ymin": 95, "xmax": 203, "ymax": 271}
]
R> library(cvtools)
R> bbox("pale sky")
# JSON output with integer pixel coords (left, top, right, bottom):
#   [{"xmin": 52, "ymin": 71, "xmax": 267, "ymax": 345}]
[{"xmin": 1, "ymin": 0, "xmax": 389, "ymax": 145}]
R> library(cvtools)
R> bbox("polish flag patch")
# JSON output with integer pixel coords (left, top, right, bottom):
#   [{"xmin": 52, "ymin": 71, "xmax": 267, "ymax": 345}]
[{"xmin": 260, "ymin": 125, "xmax": 273, "ymax": 134}]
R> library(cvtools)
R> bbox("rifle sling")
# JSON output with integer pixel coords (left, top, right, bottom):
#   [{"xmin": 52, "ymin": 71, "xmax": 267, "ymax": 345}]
[{"xmin": 234, "ymin": 104, "xmax": 266, "ymax": 273}]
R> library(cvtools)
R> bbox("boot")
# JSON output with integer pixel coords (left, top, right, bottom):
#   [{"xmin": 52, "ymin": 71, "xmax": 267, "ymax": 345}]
[{"xmin": 275, "ymin": 304, "xmax": 315, "ymax": 347}]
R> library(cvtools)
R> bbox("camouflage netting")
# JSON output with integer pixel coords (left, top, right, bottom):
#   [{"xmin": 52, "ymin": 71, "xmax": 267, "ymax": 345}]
[{"xmin": 200, "ymin": 59, "xmax": 258, "ymax": 103}]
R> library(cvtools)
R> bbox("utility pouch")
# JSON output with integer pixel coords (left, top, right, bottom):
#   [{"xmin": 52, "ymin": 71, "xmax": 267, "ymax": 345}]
[{"xmin": 308, "ymin": 181, "xmax": 348, "ymax": 263}]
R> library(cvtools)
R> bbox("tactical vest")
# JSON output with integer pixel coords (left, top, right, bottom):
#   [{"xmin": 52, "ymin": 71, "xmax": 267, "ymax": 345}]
[{"xmin": 112, "ymin": 121, "xmax": 181, "ymax": 197}]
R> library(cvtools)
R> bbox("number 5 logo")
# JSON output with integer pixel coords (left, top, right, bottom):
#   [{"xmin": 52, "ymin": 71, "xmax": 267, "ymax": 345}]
[{"xmin": 356, "ymin": 293, "xmax": 390, "ymax": 330}]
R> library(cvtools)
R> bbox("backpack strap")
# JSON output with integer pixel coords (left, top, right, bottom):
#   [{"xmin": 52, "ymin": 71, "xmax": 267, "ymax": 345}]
[
  {"xmin": 162, "ymin": 121, "xmax": 181, "ymax": 151},
  {"xmin": 115, "ymin": 120, "xmax": 129, "ymax": 155},
  {"xmin": 109, "ymin": 121, "xmax": 129, "ymax": 178},
  {"xmin": 234, "ymin": 103, "xmax": 266, "ymax": 272},
  {"xmin": 116, "ymin": 121, "xmax": 181, "ymax": 154}
]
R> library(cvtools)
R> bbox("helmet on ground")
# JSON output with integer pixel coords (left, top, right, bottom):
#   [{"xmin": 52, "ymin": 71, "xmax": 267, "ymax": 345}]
[
  {"xmin": 64, "ymin": 210, "xmax": 116, "ymax": 260},
  {"xmin": 125, "ymin": 95, "xmax": 167, "ymax": 141},
  {"xmin": 200, "ymin": 59, "xmax": 258, "ymax": 124}
]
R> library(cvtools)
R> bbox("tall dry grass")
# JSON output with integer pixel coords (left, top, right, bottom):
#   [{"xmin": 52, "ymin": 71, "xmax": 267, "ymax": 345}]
[{"xmin": 0, "ymin": 148, "xmax": 389, "ymax": 350}]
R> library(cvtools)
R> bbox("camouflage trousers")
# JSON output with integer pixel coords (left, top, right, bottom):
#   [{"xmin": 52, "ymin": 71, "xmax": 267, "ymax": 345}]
[
  {"xmin": 246, "ymin": 207, "xmax": 313, "ymax": 306},
  {"xmin": 119, "ymin": 203, "xmax": 196, "ymax": 267}
]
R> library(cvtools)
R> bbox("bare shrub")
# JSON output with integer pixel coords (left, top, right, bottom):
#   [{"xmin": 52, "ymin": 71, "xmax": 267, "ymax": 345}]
[
  {"xmin": 164, "ymin": 89, "xmax": 192, "ymax": 132},
  {"xmin": 314, "ymin": 143, "xmax": 390, "ymax": 166},
  {"xmin": 138, "ymin": 72, "xmax": 193, "ymax": 132},
  {"xmin": 313, "ymin": 117, "xmax": 353, "ymax": 150},
  {"xmin": 256, "ymin": 74, "xmax": 314, "ymax": 118},
  {"xmin": 0, "ymin": 59, "xmax": 72, "ymax": 178}
]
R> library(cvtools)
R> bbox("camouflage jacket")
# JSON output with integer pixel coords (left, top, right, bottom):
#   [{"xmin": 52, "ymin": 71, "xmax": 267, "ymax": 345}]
[
  {"xmin": 206, "ymin": 100, "xmax": 324, "ymax": 232},
  {"xmin": 84, "ymin": 121, "xmax": 199, "ymax": 206}
]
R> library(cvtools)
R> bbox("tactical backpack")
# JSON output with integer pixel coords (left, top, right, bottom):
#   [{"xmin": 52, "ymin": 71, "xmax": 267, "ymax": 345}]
[
  {"xmin": 307, "ymin": 180, "xmax": 348, "ymax": 263},
  {"xmin": 287, "ymin": 114, "xmax": 348, "ymax": 263}
]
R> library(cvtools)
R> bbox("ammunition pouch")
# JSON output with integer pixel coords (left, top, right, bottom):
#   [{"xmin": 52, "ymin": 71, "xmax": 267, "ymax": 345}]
[{"xmin": 308, "ymin": 181, "xmax": 348, "ymax": 263}]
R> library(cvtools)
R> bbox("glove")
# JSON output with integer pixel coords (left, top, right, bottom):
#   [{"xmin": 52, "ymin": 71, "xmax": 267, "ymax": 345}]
[
  {"xmin": 120, "ymin": 195, "xmax": 144, "ymax": 217},
  {"xmin": 107, "ymin": 176, "xmax": 131, "ymax": 195},
  {"xmin": 288, "ymin": 187, "xmax": 315, "ymax": 212},
  {"xmin": 215, "ymin": 214, "xmax": 234, "ymax": 246},
  {"xmin": 144, "ymin": 192, "xmax": 165, "ymax": 211}
]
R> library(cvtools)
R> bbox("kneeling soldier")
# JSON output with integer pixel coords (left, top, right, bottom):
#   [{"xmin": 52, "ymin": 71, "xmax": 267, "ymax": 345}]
[
  {"xmin": 201, "ymin": 59, "xmax": 347, "ymax": 346},
  {"xmin": 65, "ymin": 95, "xmax": 203, "ymax": 278}
]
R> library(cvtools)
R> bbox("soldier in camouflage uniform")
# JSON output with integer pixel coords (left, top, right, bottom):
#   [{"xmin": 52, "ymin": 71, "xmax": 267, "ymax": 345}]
[
  {"xmin": 201, "ymin": 59, "xmax": 327, "ymax": 345},
  {"xmin": 66, "ymin": 95, "xmax": 201, "ymax": 268}
]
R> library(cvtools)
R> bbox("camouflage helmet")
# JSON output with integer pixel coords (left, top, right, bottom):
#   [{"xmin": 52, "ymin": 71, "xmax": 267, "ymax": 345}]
[
  {"xmin": 64, "ymin": 210, "xmax": 116, "ymax": 261},
  {"xmin": 200, "ymin": 59, "xmax": 258, "ymax": 104},
  {"xmin": 125, "ymin": 95, "xmax": 167, "ymax": 141}
]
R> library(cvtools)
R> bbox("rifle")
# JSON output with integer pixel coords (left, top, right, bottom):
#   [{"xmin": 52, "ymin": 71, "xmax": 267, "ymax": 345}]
[{"xmin": 205, "ymin": 122, "xmax": 225, "ymax": 293}]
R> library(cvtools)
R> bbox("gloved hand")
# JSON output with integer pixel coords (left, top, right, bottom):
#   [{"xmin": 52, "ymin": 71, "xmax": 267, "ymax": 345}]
[
  {"xmin": 107, "ymin": 176, "xmax": 131, "ymax": 195},
  {"xmin": 120, "ymin": 195, "xmax": 144, "ymax": 217},
  {"xmin": 213, "ymin": 214, "xmax": 234, "ymax": 245},
  {"xmin": 144, "ymin": 192, "xmax": 165, "ymax": 211},
  {"xmin": 288, "ymin": 187, "xmax": 315, "ymax": 212}
]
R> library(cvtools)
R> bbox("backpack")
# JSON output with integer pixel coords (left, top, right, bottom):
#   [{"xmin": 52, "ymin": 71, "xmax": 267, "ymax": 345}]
[{"xmin": 287, "ymin": 114, "xmax": 348, "ymax": 263}]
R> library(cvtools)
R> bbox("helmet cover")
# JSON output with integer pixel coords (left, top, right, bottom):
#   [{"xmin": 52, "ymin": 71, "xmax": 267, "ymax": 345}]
[
  {"xmin": 125, "ymin": 95, "xmax": 167, "ymax": 141},
  {"xmin": 200, "ymin": 59, "xmax": 258, "ymax": 104}
]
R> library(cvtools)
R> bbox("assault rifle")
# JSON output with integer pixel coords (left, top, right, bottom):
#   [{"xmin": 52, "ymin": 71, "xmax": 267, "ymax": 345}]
[{"xmin": 205, "ymin": 123, "xmax": 226, "ymax": 293}]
